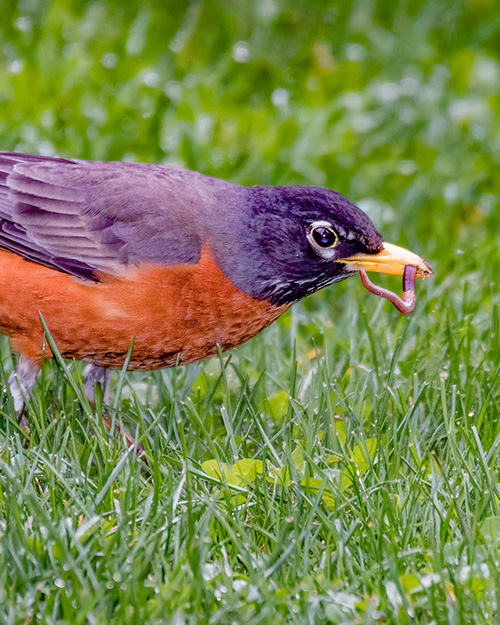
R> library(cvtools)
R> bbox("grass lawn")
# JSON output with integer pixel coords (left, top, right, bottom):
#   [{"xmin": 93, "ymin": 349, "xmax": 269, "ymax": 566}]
[{"xmin": 1, "ymin": 1, "xmax": 500, "ymax": 622}]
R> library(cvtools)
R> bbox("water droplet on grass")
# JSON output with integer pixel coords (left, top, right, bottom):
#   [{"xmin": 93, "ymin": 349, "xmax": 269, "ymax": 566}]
[
  {"xmin": 272, "ymin": 88, "xmax": 289, "ymax": 108},
  {"xmin": 233, "ymin": 41, "xmax": 249, "ymax": 63},
  {"xmin": 102, "ymin": 53, "xmax": 118, "ymax": 68}
]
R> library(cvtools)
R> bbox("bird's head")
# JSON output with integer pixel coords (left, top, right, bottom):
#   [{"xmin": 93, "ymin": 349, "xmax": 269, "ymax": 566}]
[{"xmin": 210, "ymin": 184, "xmax": 432, "ymax": 309}]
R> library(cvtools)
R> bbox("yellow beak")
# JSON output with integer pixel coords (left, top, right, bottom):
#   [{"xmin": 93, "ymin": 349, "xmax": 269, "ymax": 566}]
[{"xmin": 338, "ymin": 242, "xmax": 433, "ymax": 278}]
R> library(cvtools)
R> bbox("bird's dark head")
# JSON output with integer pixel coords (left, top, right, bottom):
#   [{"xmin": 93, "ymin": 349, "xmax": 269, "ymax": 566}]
[{"xmin": 210, "ymin": 184, "xmax": 432, "ymax": 307}]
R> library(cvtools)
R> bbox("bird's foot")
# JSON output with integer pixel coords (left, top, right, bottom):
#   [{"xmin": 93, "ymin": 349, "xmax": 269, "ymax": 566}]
[
  {"xmin": 83, "ymin": 364, "xmax": 146, "ymax": 458},
  {"xmin": 100, "ymin": 411, "xmax": 147, "ymax": 458}
]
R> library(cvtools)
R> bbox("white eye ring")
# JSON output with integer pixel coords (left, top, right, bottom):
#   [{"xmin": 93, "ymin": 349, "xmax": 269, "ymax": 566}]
[{"xmin": 307, "ymin": 221, "xmax": 339, "ymax": 258}]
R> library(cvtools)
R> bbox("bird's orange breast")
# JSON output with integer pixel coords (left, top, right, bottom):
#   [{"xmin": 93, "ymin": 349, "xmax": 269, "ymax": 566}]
[{"xmin": 0, "ymin": 249, "xmax": 290, "ymax": 369}]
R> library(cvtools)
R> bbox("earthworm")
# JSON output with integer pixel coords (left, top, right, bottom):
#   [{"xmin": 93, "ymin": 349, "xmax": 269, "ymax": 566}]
[{"xmin": 359, "ymin": 265, "xmax": 417, "ymax": 315}]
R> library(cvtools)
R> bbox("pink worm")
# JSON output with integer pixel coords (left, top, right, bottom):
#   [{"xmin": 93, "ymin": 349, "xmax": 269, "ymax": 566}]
[{"xmin": 359, "ymin": 265, "xmax": 417, "ymax": 315}]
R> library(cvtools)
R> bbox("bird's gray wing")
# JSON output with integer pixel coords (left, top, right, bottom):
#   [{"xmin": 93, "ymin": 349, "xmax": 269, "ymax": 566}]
[{"xmin": 0, "ymin": 152, "xmax": 216, "ymax": 281}]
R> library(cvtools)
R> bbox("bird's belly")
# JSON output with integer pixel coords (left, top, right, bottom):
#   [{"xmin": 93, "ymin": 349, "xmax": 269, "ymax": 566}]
[{"xmin": 0, "ymin": 249, "xmax": 289, "ymax": 369}]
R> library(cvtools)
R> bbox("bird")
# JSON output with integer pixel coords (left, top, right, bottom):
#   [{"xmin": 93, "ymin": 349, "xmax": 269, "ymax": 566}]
[{"xmin": 0, "ymin": 151, "xmax": 432, "ymax": 415}]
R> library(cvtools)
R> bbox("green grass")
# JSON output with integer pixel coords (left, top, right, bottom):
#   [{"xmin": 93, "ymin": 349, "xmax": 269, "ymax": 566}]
[{"xmin": 1, "ymin": 1, "xmax": 500, "ymax": 622}]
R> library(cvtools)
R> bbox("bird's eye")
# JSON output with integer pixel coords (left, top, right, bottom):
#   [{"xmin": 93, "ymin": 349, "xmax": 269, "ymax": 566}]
[{"xmin": 308, "ymin": 222, "xmax": 339, "ymax": 251}]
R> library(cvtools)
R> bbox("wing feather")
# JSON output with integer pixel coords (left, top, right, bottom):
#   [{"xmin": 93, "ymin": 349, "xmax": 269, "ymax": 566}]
[{"xmin": 0, "ymin": 151, "xmax": 221, "ymax": 281}]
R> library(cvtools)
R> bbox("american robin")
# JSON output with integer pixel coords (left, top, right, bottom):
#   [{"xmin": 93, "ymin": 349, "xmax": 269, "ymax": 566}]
[{"xmin": 0, "ymin": 151, "xmax": 432, "ymax": 413}]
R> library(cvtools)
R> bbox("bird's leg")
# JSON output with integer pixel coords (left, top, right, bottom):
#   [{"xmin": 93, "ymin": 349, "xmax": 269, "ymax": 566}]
[
  {"xmin": 7, "ymin": 356, "xmax": 39, "ymax": 415},
  {"xmin": 5, "ymin": 356, "xmax": 39, "ymax": 428},
  {"xmin": 83, "ymin": 363, "xmax": 109, "ymax": 404},
  {"xmin": 83, "ymin": 363, "xmax": 142, "ymax": 453}
]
